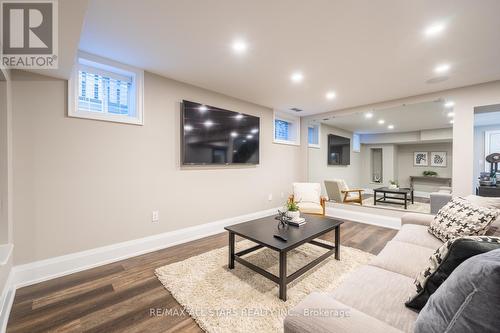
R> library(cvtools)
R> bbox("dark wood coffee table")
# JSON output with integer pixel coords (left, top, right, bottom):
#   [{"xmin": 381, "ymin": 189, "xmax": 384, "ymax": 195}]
[
  {"xmin": 224, "ymin": 214, "xmax": 343, "ymax": 301},
  {"xmin": 373, "ymin": 187, "xmax": 414, "ymax": 209}
]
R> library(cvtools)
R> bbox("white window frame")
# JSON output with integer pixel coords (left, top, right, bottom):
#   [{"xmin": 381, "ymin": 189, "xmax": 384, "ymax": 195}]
[
  {"xmin": 273, "ymin": 111, "xmax": 300, "ymax": 146},
  {"xmin": 68, "ymin": 51, "xmax": 144, "ymax": 125},
  {"xmin": 308, "ymin": 124, "xmax": 321, "ymax": 149},
  {"xmin": 352, "ymin": 133, "xmax": 361, "ymax": 153}
]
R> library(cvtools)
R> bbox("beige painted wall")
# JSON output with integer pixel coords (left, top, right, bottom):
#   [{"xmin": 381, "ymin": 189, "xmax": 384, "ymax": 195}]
[
  {"xmin": 0, "ymin": 71, "xmax": 13, "ymax": 308},
  {"xmin": 11, "ymin": 71, "xmax": 304, "ymax": 264},
  {"xmin": 396, "ymin": 143, "xmax": 453, "ymax": 192},
  {"xmin": 359, "ymin": 144, "xmax": 398, "ymax": 189},
  {"xmin": 0, "ymin": 81, "xmax": 8, "ymax": 244},
  {"xmin": 305, "ymin": 81, "xmax": 500, "ymax": 196},
  {"xmin": 308, "ymin": 123, "xmax": 361, "ymax": 195}
]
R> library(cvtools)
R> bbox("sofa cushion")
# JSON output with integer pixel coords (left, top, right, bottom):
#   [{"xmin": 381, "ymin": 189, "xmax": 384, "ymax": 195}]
[
  {"xmin": 331, "ymin": 265, "xmax": 417, "ymax": 332},
  {"xmin": 297, "ymin": 202, "xmax": 323, "ymax": 214},
  {"xmin": 370, "ymin": 240, "xmax": 435, "ymax": 279},
  {"xmin": 406, "ymin": 235, "xmax": 500, "ymax": 310},
  {"xmin": 293, "ymin": 182, "xmax": 321, "ymax": 204},
  {"xmin": 400, "ymin": 213, "xmax": 434, "ymax": 227},
  {"xmin": 428, "ymin": 197, "xmax": 499, "ymax": 242},
  {"xmin": 392, "ymin": 224, "xmax": 443, "ymax": 249},
  {"xmin": 465, "ymin": 194, "xmax": 500, "ymax": 228},
  {"xmin": 414, "ymin": 249, "xmax": 500, "ymax": 333},
  {"xmin": 285, "ymin": 292, "xmax": 403, "ymax": 333},
  {"xmin": 464, "ymin": 194, "xmax": 500, "ymax": 210}
]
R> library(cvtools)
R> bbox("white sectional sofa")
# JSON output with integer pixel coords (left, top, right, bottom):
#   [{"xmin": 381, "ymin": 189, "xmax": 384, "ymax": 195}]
[{"xmin": 284, "ymin": 212, "xmax": 499, "ymax": 333}]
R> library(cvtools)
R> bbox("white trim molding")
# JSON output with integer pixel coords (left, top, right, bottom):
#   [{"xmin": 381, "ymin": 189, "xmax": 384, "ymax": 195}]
[
  {"xmin": 0, "ymin": 270, "xmax": 14, "ymax": 333},
  {"xmin": 326, "ymin": 205, "xmax": 402, "ymax": 230},
  {"xmin": 0, "ymin": 207, "xmax": 281, "ymax": 329},
  {"xmin": 10, "ymin": 207, "xmax": 281, "ymax": 289},
  {"xmin": 273, "ymin": 111, "xmax": 301, "ymax": 146},
  {"xmin": 68, "ymin": 51, "xmax": 144, "ymax": 126}
]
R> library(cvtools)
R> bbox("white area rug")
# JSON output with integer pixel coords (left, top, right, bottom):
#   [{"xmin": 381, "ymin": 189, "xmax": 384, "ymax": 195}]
[
  {"xmin": 155, "ymin": 240, "xmax": 374, "ymax": 333},
  {"xmin": 362, "ymin": 197, "xmax": 430, "ymax": 213}
]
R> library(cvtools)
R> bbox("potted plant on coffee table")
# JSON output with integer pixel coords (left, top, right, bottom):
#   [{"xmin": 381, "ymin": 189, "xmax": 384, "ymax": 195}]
[
  {"xmin": 389, "ymin": 180, "xmax": 399, "ymax": 190},
  {"xmin": 286, "ymin": 200, "xmax": 301, "ymax": 220}
]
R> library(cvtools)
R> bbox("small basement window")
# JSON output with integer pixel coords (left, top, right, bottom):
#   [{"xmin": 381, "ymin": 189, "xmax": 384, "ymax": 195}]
[
  {"xmin": 68, "ymin": 52, "xmax": 144, "ymax": 125},
  {"xmin": 273, "ymin": 112, "xmax": 300, "ymax": 145},
  {"xmin": 308, "ymin": 124, "xmax": 320, "ymax": 148}
]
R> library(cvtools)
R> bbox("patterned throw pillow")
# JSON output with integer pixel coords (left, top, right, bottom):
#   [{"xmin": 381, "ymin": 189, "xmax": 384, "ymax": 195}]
[
  {"xmin": 429, "ymin": 197, "xmax": 499, "ymax": 242},
  {"xmin": 405, "ymin": 236, "xmax": 500, "ymax": 310}
]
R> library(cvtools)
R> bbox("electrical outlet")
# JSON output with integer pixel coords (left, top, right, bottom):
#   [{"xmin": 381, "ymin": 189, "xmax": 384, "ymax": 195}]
[
  {"xmin": 268, "ymin": 193, "xmax": 273, "ymax": 201},
  {"xmin": 152, "ymin": 210, "xmax": 159, "ymax": 223},
  {"xmin": 280, "ymin": 192, "xmax": 284, "ymax": 198}
]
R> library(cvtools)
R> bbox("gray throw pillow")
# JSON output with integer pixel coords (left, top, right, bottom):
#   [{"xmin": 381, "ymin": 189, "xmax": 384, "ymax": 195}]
[{"xmin": 414, "ymin": 249, "xmax": 500, "ymax": 333}]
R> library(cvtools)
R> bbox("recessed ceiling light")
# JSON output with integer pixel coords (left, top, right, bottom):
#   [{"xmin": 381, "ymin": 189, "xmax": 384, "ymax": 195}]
[
  {"xmin": 449, "ymin": 120, "xmax": 454, "ymax": 124},
  {"xmin": 290, "ymin": 72, "xmax": 304, "ymax": 83},
  {"xmin": 378, "ymin": 119, "xmax": 385, "ymax": 125},
  {"xmin": 199, "ymin": 105, "xmax": 208, "ymax": 112},
  {"xmin": 388, "ymin": 125, "xmax": 394, "ymax": 129},
  {"xmin": 204, "ymin": 120, "xmax": 213, "ymax": 127},
  {"xmin": 447, "ymin": 112, "xmax": 455, "ymax": 117},
  {"xmin": 231, "ymin": 40, "xmax": 248, "ymax": 54},
  {"xmin": 246, "ymin": 134, "xmax": 253, "ymax": 139},
  {"xmin": 434, "ymin": 64, "xmax": 451, "ymax": 74},
  {"xmin": 424, "ymin": 22, "xmax": 445, "ymax": 37},
  {"xmin": 235, "ymin": 114, "xmax": 244, "ymax": 120},
  {"xmin": 444, "ymin": 101, "xmax": 455, "ymax": 108},
  {"xmin": 326, "ymin": 91, "xmax": 336, "ymax": 100},
  {"xmin": 184, "ymin": 124, "xmax": 193, "ymax": 131},
  {"xmin": 251, "ymin": 128, "xmax": 259, "ymax": 134},
  {"xmin": 230, "ymin": 131, "xmax": 238, "ymax": 137},
  {"xmin": 365, "ymin": 112, "xmax": 373, "ymax": 119}
]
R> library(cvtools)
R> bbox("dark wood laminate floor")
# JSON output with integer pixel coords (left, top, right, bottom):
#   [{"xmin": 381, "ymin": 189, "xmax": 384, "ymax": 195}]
[{"xmin": 7, "ymin": 221, "xmax": 397, "ymax": 333}]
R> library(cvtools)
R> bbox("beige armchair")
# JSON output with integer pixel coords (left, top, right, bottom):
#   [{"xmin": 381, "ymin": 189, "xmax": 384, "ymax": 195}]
[
  {"xmin": 324, "ymin": 180, "xmax": 364, "ymax": 205},
  {"xmin": 289, "ymin": 182, "xmax": 327, "ymax": 215}
]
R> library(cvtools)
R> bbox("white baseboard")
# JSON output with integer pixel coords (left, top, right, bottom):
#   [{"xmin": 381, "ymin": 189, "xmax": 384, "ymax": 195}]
[
  {"xmin": 11, "ymin": 207, "xmax": 281, "ymax": 290},
  {"xmin": 0, "ymin": 204, "xmax": 400, "ymax": 329},
  {"xmin": 0, "ymin": 271, "xmax": 15, "ymax": 333},
  {"xmin": 326, "ymin": 206, "xmax": 401, "ymax": 230}
]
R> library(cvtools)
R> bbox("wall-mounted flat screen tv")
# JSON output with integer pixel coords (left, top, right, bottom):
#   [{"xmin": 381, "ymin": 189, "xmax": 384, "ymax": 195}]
[
  {"xmin": 181, "ymin": 100, "xmax": 260, "ymax": 165},
  {"xmin": 328, "ymin": 134, "xmax": 350, "ymax": 165}
]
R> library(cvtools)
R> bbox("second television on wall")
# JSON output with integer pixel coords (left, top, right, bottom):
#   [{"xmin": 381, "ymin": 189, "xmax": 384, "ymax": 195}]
[{"xmin": 328, "ymin": 134, "xmax": 350, "ymax": 165}]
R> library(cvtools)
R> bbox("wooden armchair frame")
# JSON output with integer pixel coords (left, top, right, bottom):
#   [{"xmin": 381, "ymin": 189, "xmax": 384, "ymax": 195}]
[{"xmin": 341, "ymin": 189, "xmax": 364, "ymax": 205}]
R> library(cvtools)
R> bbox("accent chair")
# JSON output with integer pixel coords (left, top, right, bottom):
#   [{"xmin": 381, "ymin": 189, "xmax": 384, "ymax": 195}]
[
  {"xmin": 324, "ymin": 179, "xmax": 364, "ymax": 205},
  {"xmin": 289, "ymin": 182, "xmax": 327, "ymax": 215}
]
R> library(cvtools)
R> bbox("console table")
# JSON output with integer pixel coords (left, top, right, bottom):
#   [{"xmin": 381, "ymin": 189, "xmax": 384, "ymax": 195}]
[
  {"xmin": 477, "ymin": 185, "xmax": 500, "ymax": 197},
  {"xmin": 410, "ymin": 176, "xmax": 452, "ymax": 188}
]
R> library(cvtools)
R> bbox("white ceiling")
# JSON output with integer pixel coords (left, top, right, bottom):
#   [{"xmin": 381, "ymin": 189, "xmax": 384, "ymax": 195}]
[
  {"xmin": 78, "ymin": 0, "xmax": 500, "ymax": 116},
  {"xmin": 29, "ymin": 0, "xmax": 88, "ymax": 79},
  {"xmin": 315, "ymin": 100, "xmax": 453, "ymax": 134}
]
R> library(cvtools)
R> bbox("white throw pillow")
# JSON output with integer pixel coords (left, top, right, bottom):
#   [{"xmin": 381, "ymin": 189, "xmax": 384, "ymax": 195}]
[
  {"xmin": 293, "ymin": 183, "xmax": 321, "ymax": 204},
  {"xmin": 464, "ymin": 195, "xmax": 500, "ymax": 228},
  {"xmin": 429, "ymin": 197, "xmax": 499, "ymax": 242}
]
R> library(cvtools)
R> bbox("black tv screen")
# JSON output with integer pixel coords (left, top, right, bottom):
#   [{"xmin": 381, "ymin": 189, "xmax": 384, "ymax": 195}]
[
  {"xmin": 181, "ymin": 100, "xmax": 260, "ymax": 165},
  {"xmin": 328, "ymin": 134, "xmax": 350, "ymax": 165}
]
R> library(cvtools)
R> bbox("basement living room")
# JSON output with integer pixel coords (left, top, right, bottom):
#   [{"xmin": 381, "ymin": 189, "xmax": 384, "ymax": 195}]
[{"xmin": 1, "ymin": 1, "xmax": 500, "ymax": 333}]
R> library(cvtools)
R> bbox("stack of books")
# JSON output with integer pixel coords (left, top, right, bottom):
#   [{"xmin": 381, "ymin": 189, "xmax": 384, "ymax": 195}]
[{"xmin": 288, "ymin": 217, "xmax": 306, "ymax": 227}]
